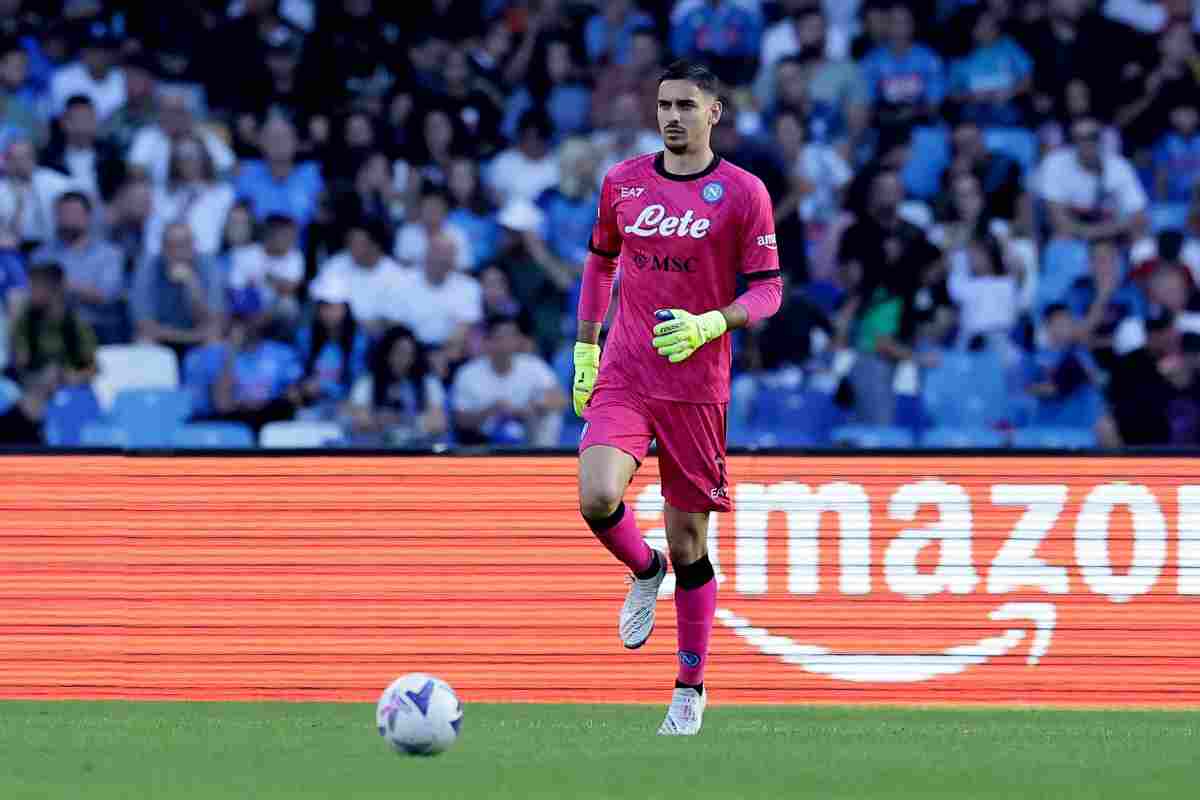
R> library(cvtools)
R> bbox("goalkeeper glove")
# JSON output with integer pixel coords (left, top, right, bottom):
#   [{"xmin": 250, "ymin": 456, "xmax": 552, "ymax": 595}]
[
  {"xmin": 652, "ymin": 309, "xmax": 728, "ymax": 363},
  {"xmin": 572, "ymin": 341, "xmax": 601, "ymax": 416}
]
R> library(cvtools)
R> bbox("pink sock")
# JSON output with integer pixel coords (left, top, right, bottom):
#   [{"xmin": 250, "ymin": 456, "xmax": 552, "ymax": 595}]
[
  {"xmin": 588, "ymin": 502, "xmax": 654, "ymax": 575},
  {"xmin": 674, "ymin": 557, "xmax": 717, "ymax": 686}
]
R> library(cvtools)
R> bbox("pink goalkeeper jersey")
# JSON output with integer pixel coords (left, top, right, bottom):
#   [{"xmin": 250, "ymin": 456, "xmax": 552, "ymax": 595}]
[{"xmin": 588, "ymin": 152, "xmax": 780, "ymax": 404}]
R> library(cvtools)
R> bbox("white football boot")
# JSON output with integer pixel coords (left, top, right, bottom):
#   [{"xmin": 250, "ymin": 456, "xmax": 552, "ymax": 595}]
[
  {"xmin": 657, "ymin": 687, "xmax": 706, "ymax": 736},
  {"xmin": 619, "ymin": 550, "xmax": 666, "ymax": 649}
]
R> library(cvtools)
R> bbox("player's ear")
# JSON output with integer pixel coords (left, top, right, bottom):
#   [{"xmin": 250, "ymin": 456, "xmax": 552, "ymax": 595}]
[{"xmin": 709, "ymin": 99, "xmax": 723, "ymax": 127}]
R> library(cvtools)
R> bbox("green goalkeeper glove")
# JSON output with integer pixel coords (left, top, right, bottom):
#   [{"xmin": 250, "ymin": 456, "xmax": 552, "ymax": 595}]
[
  {"xmin": 651, "ymin": 309, "xmax": 728, "ymax": 363},
  {"xmin": 572, "ymin": 341, "xmax": 601, "ymax": 416}
]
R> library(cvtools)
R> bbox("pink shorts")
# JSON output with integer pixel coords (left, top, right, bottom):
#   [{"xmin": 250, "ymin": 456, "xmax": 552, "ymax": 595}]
[{"xmin": 579, "ymin": 386, "xmax": 731, "ymax": 513}]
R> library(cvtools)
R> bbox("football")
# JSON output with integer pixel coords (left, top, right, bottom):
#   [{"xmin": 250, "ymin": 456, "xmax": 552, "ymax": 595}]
[{"xmin": 376, "ymin": 673, "xmax": 463, "ymax": 756}]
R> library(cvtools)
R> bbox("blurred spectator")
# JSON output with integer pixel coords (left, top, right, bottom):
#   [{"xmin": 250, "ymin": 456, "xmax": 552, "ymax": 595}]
[
  {"xmin": 947, "ymin": 6, "xmax": 1033, "ymax": 129},
  {"xmin": 409, "ymin": 108, "xmax": 464, "ymax": 191},
  {"xmin": 773, "ymin": 109, "xmax": 850, "ymax": 233},
  {"xmin": 591, "ymin": 91, "xmax": 661, "ymax": 176},
  {"xmin": 446, "ymin": 158, "xmax": 501, "ymax": 271},
  {"xmin": 592, "ymin": 26, "xmax": 663, "ymax": 132},
  {"xmin": 312, "ymin": 216, "xmax": 408, "ymax": 333},
  {"xmin": 147, "ymin": 136, "xmax": 236, "ymax": 258},
  {"xmin": 346, "ymin": 324, "xmax": 447, "ymax": 446},
  {"xmin": 238, "ymin": 26, "xmax": 310, "ymax": 129},
  {"xmin": 941, "ymin": 119, "xmax": 1025, "ymax": 222},
  {"xmin": 1036, "ymin": 116, "xmax": 1149, "ymax": 243},
  {"xmin": 1106, "ymin": 305, "xmax": 1199, "ymax": 445},
  {"xmin": 1152, "ymin": 105, "xmax": 1200, "ymax": 206},
  {"xmin": 436, "ymin": 48, "xmax": 505, "ymax": 158},
  {"xmin": 469, "ymin": 18, "xmax": 514, "ymax": 93},
  {"xmin": 451, "ymin": 314, "xmax": 565, "ymax": 447},
  {"xmin": 503, "ymin": 37, "xmax": 593, "ymax": 144},
  {"xmin": 495, "ymin": 199, "xmax": 571, "ymax": 355},
  {"xmin": 234, "ymin": 115, "xmax": 323, "ymax": 231},
  {"xmin": 850, "ymin": 0, "xmax": 891, "ymax": 60},
  {"xmin": 861, "ymin": 3, "xmax": 945, "ymax": 133},
  {"xmin": 756, "ymin": 6, "xmax": 870, "ymax": 147},
  {"xmin": 486, "ymin": 110, "xmax": 560, "ymax": 205},
  {"xmin": 670, "ymin": 0, "xmax": 765, "ymax": 86},
  {"xmin": 534, "ymin": 137, "xmax": 600, "ymax": 280},
  {"xmin": 218, "ymin": 201, "xmax": 257, "ymax": 266},
  {"xmin": 1025, "ymin": 301, "xmax": 1106, "ymax": 428},
  {"xmin": 836, "ymin": 167, "xmax": 943, "ymax": 423},
  {"xmin": 107, "ymin": 176, "xmax": 155, "ymax": 277},
  {"xmin": 131, "ymin": 221, "xmax": 225, "ymax": 358},
  {"xmin": 0, "ymin": 35, "xmax": 42, "ymax": 145},
  {"xmin": 0, "ymin": 237, "xmax": 27, "ymax": 368},
  {"xmin": 947, "ymin": 231, "xmax": 1020, "ymax": 350},
  {"xmin": 1025, "ymin": 0, "xmax": 1126, "ymax": 121},
  {"xmin": 228, "ymin": 212, "xmax": 304, "ymax": 337},
  {"xmin": 1067, "ymin": 238, "xmax": 1145, "ymax": 358},
  {"xmin": 0, "ymin": 138, "xmax": 73, "ymax": 249},
  {"xmin": 208, "ymin": 0, "xmax": 303, "ymax": 114},
  {"xmin": 100, "ymin": 53, "xmax": 157, "ymax": 155},
  {"xmin": 128, "ymin": 86, "xmax": 236, "ymax": 188},
  {"xmin": 293, "ymin": 271, "xmax": 368, "ymax": 413},
  {"xmin": 41, "ymin": 94, "xmax": 125, "ymax": 204},
  {"xmin": 0, "ymin": 261, "xmax": 97, "ymax": 444},
  {"xmin": 300, "ymin": 0, "xmax": 399, "ymax": 115},
  {"xmin": 1115, "ymin": 21, "xmax": 1200, "ymax": 155},
  {"xmin": 31, "ymin": 191, "xmax": 125, "ymax": 344},
  {"xmin": 394, "ymin": 186, "xmax": 472, "ymax": 271},
  {"xmin": 585, "ymin": 0, "xmax": 655, "ymax": 66},
  {"xmin": 1130, "ymin": 229, "xmax": 1200, "ymax": 287},
  {"xmin": 187, "ymin": 309, "xmax": 303, "ymax": 433},
  {"xmin": 335, "ymin": 149, "xmax": 404, "ymax": 226},
  {"xmin": 393, "ymin": 232, "xmax": 482, "ymax": 349},
  {"xmin": 49, "ymin": 21, "xmax": 125, "ymax": 121}
]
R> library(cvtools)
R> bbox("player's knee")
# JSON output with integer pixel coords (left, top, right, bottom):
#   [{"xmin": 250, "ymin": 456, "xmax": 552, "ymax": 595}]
[{"xmin": 579, "ymin": 482, "xmax": 623, "ymax": 522}]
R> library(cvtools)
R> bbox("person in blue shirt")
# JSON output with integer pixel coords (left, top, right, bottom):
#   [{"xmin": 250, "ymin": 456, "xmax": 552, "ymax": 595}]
[
  {"xmin": 1153, "ymin": 105, "xmax": 1200, "ymax": 205},
  {"xmin": 234, "ymin": 115, "xmax": 323, "ymax": 233},
  {"xmin": 1025, "ymin": 302, "xmax": 1106, "ymax": 428},
  {"xmin": 670, "ymin": 0, "xmax": 764, "ymax": 85},
  {"xmin": 861, "ymin": 3, "xmax": 946, "ymax": 130},
  {"xmin": 1064, "ymin": 238, "xmax": 1148, "ymax": 358},
  {"xmin": 584, "ymin": 0, "xmax": 655, "ymax": 66},
  {"xmin": 446, "ymin": 158, "xmax": 500, "ymax": 271},
  {"xmin": 947, "ymin": 7, "xmax": 1033, "ymax": 129},
  {"xmin": 293, "ymin": 272, "xmax": 368, "ymax": 416}
]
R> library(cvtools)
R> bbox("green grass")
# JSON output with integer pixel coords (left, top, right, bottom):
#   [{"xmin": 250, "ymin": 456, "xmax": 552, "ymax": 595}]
[{"xmin": 2, "ymin": 702, "xmax": 1196, "ymax": 799}]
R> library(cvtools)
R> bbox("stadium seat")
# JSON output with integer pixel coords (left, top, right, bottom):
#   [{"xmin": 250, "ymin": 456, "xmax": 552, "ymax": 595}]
[
  {"xmin": 259, "ymin": 420, "xmax": 344, "ymax": 448},
  {"xmin": 751, "ymin": 388, "xmax": 843, "ymax": 446},
  {"xmin": 920, "ymin": 426, "xmax": 1007, "ymax": 449},
  {"xmin": 43, "ymin": 385, "xmax": 103, "ymax": 446},
  {"xmin": 171, "ymin": 422, "xmax": 255, "ymax": 449},
  {"xmin": 830, "ymin": 424, "xmax": 915, "ymax": 449},
  {"xmin": 92, "ymin": 344, "xmax": 179, "ymax": 411},
  {"xmin": 1012, "ymin": 426, "xmax": 1098, "ymax": 449},
  {"xmin": 922, "ymin": 351, "xmax": 1011, "ymax": 428},
  {"xmin": 79, "ymin": 422, "xmax": 127, "ymax": 447},
  {"xmin": 110, "ymin": 388, "xmax": 193, "ymax": 447},
  {"xmin": 0, "ymin": 376, "xmax": 19, "ymax": 413}
]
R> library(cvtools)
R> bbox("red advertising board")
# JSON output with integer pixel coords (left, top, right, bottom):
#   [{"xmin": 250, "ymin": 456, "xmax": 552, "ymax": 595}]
[{"xmin": 1, "ymin": 455, "xmax": 1197, "ymax": 705}]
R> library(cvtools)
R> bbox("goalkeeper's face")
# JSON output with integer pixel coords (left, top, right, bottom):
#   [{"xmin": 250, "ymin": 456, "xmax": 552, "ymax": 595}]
[{"xmin": 657, "ymin": 81, "xmax": 721, "ymax": 155}]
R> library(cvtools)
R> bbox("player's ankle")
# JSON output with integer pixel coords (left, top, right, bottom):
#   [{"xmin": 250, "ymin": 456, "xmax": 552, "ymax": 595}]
[
  {"xmin": 675, "ymin": 679, "xmax": 703, "ymax": 696},
  {"xmin": 634, "ymin": 550, "xmax": 661, "ymax": 580}
]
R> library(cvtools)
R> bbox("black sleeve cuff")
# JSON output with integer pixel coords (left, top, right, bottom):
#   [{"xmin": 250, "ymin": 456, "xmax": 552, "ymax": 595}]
[
  {"xmin": 587, "ymin": 238, "xmax": 620, "ymax": 259},
  {"xmin": 744, "ymin": 269, "xmax": 781, "ymax": 282}
]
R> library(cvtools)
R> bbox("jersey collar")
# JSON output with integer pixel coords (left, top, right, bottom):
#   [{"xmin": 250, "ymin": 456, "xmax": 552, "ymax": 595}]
[{"xmin": 653, "ymin": 151, "xmax": 722, "ymax": 182}]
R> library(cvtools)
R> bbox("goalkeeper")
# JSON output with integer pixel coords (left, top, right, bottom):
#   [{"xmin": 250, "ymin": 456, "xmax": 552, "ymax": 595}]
[{"xmin": 572, "ymin": 60, "xmax": 783, "ymax": 736}]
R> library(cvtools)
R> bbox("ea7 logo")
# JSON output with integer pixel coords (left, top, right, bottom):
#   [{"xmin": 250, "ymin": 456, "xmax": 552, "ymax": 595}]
[
  {"xmin": 621, "ymin": 187, "xmax": 646, "ymax": 198},
  {"xmin": 756, "ymin": 234, "xmax": 777, "ymax": 250}
]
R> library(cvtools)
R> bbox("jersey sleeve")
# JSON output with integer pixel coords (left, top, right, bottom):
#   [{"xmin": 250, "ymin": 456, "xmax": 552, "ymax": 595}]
[
  {"xmin": 588, "ymin": 173, "xmax": 622, "ymax": 259},
  {"xmin": 739, "ymin": 176, "xmax": 781, "ymax": 279}
]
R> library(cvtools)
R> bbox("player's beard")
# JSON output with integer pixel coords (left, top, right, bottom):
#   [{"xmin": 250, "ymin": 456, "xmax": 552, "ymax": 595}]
[{"xmin": 663, "ymin": 139, "xmax": 689, "ymax": 155}]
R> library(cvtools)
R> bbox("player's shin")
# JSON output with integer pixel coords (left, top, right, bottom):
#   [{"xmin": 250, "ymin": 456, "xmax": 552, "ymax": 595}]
[
  {"xmin": 672, "ymin": 554, "xmax": 716, "ymax": 690},
  {"xmin": 584, "ymin": 501, "xmax": 657, "ymax": 576}
]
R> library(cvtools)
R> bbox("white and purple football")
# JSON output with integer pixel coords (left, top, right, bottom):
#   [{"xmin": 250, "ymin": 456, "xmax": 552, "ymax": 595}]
[{"xmin": 376, "ymin": 673, "xmax": 463, "ymax": 756}]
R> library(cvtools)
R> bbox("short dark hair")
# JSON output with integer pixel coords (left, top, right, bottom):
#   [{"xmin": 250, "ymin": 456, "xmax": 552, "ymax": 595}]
[
  {"xmin": 657, "ymin": 59, "xmax": 721, "ymax": 98},
  {"xmin": 28, "ymin": 261, "xmax": 66, "ymax": 284},
  {"xmin": 56, "ymin": 190, "xmax": 92, "ymax": 213},
  {"xmin": 486, "ymin": 313, "xmax": 524, "ymax": 336},
  {"xmin": 64, "ymin": 94, "xmax": 94, "ymax": 111}
]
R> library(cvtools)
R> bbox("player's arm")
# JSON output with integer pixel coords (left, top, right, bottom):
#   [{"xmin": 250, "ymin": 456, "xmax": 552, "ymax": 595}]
[
  {"xmin": 573, "ymin": 174, "xmax": 622, "ymax": 414},
  {"xmin": 652, "ymin": 178, "xmax": 783, "ymax": 363}
]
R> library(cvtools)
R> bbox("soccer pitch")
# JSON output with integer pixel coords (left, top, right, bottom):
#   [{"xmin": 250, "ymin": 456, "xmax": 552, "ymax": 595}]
[{"xmin": 2, "ymin": 702, "xmax": 1195, "ymax": 799}]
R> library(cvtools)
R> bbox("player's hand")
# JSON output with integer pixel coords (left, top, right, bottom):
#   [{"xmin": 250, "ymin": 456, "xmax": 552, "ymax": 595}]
[
  {"xmin": 652, "ymin": 309, "xmax": 727, "ymax": 364},
  {"xmin": 572, "ymin": 342, "xmax": 601, "ymax": 416}
]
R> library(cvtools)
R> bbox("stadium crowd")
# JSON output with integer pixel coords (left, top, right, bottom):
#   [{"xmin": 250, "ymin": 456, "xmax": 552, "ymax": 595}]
[{"xmin": 1, "ymin": 0, "xmax": 1200, "ymax": 449}]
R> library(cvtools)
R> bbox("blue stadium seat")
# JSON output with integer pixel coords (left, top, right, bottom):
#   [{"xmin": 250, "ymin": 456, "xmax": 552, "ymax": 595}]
[
  {"xmin": 171, "ymin": 422, "xmax": 255, "ymax": 449},
  {"xmin": 1012, "ymin": 426, "xmax": 1098, "ymax": 449},
  {"xmin": 751, "ymin": 388, "xmax": 843, "ymax": 446},
  {"xmin": 0, "ymin": 376, "xmax": 20, "ymax": 413},
  {"xmin": 43, "ymin": 385, "xmax": 103, "ymax": 446},
  {"xmin": 830, "ymin": 424, "xmax": 915, "ymax": 449},
  {"xmin": 920, "ymin": 426, "xmax": 1007, "ymax": 448},
  {"xmin": 922, "ymin": 351, "xmax": 1011, "ymax": 428},
  {"xmin": 110, "ymin": 388, "xmax": 193, "ymax": 448},
  {"xmin": 79, "ymin": 422, "xmax": 127, "ymax": 447}
]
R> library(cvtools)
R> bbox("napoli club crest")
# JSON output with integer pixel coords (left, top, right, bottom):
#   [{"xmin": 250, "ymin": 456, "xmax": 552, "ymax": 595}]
[{"xmin": 701, "ymin": 181, "xmax": 724, "ymax": 204}]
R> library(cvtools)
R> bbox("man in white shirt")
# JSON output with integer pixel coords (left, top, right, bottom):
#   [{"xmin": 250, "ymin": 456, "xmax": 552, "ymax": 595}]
[
  {"xmin": 49, "ymin": 24, "xmax": 126, "ymax": 122},
  {"xmin": 0, "ymin": 138, "xmax": 75, "ymax": 249},
  {"xmin": 313, "ymin": 216, "xmax": 409, "ymax": 333},
  {"xmin": 393, "ymin": 187, "xmax": 473, "ymax": 271},
  {"xmin": 451, "ymin": 314, "xmax": 566, "ymax": 447},
  {"xmin": 485, "ymin": 110, "xmax": 560, "ymax": 205},
  {"xmin": 127, "ymin": 87, "xmax": 236, "ymax": 187},
  {"xmin": 395, "ymin": 232, "xmax": 482, "ymax": 348},
  {"xmin": 227, "ymin": 212, "xmax": 305, "ymax": 333},
  {"xmin": 1036, "ymin": 116, "xmax": 1149, "ymax": 242},
  {"xmin": 591, "ymin": 91, "xmax": 662, "ymax": 177},
  {"xmin": 41, "ymin": 94, "xmax": 126, "ymax": 205}
]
